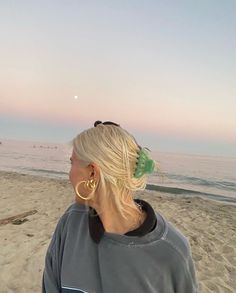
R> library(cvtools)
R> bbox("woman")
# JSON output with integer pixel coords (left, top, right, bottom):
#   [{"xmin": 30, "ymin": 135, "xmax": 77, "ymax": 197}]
[{"xmin": 42, "ymin": 121, "xmax": 199, "ymax": 293}]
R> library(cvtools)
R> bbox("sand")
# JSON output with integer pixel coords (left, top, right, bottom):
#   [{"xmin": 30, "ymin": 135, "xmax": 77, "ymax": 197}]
[{"xmin": 0, "ymin": 171, "xmax": 236, "ymax": 293}]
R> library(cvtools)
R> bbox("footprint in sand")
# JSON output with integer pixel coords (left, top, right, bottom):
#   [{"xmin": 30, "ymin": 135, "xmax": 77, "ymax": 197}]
[
  {"xmin": 224, "ymin": 255, "xmax": 236, "ymax": 266},
  {"xmin": 222, "ymin": 245, "xmax": 234, "ymax": 254}
]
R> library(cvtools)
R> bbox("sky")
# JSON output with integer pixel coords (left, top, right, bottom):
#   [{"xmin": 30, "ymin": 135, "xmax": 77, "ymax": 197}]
[{"xmin": 0, "ymin": 0, "xmax": 235, "ymax": 156}]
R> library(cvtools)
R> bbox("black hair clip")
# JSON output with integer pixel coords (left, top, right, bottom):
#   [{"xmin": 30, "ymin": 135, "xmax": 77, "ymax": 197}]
[
  {"xmin": 94, "ymin": 120, "xmax": 142, "ymax": 150},
  {"xmin": 94, "ymin": 120, "xmax": 120, "ymax": 127}
]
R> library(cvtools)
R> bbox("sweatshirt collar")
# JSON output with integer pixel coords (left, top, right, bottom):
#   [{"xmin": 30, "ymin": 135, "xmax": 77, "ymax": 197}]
[{"xmin": 88, "ymin": 199, "xmax": 157, "ymax": 244}]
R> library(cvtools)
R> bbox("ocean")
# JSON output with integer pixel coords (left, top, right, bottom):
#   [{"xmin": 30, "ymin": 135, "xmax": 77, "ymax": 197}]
[{"xmin": 0, "ymin": 138, "xmax": 236, "ymax": 204}]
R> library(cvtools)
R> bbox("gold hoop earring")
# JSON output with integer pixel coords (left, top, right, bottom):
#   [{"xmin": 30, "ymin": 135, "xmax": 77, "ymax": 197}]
[{"xmin": 75, "ymin": 179, "xmax": 97, "ymax": 201}]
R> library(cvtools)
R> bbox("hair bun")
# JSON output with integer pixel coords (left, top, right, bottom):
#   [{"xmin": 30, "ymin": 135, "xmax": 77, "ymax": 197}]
[{"xmin": 94, "ymin": 121, "xmax": 103, "ymax": 127}]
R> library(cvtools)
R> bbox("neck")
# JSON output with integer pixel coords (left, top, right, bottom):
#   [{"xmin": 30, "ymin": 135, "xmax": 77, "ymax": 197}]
[{"xmin": 89, "ymin": 196, "xmax": 146, "ymax": 234}]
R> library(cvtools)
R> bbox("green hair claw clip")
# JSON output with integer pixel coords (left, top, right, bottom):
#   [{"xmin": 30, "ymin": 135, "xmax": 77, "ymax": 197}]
[{"xmin": 134, "ymin": 148, "xmax": 155, "ymax": 178}]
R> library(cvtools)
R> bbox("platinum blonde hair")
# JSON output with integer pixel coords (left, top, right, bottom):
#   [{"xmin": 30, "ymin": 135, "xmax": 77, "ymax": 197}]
[{"xmin": 71, "ymin": 123, "xmax": 155, "ymax": 219}]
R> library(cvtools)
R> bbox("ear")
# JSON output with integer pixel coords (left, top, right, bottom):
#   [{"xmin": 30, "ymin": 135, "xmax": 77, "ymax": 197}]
[{"xmin": 89, "ymin": 163, "xmax": 100, "ymax": 180}]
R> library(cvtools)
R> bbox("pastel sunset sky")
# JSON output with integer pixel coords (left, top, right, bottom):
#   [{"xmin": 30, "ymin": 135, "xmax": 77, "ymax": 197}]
[{"xmin": 0, "ymin": 1, "xmax": 235, "ymax": 156}]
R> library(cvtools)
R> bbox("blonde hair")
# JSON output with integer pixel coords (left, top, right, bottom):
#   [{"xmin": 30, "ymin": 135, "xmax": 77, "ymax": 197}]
[{"xmin": 71, "ymin": 123, "xmax": 156, "ymax": 219}]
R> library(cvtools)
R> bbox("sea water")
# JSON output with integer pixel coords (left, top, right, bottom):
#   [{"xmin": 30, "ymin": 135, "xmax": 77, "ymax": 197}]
[{"xmin": 0, "ymin": 138, "xmax": 235, "ymax": 204}]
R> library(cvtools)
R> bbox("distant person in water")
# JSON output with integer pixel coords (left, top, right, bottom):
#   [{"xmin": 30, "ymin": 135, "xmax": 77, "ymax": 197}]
[{"xmin": 42, "ymin": 121, "xmax": 199, "ymax": 293}]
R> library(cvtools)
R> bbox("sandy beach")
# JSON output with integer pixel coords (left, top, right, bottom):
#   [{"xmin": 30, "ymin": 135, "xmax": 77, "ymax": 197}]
[{"xmin": 0, "ymin": 171, "xmax": 236, "ymax": 293}]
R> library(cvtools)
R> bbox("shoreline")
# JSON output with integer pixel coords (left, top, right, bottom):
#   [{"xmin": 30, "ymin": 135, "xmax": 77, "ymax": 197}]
[
  {"xmin": 1, "ymin": 169, "xmax": 236, "ymax": 206},
  {"xmin": 146, "ymin": 183, "xmax": 236, "ymax": 205},
  {"xmin": 0, "ymin": 170, "xmax": 236, "ymax": 292}
]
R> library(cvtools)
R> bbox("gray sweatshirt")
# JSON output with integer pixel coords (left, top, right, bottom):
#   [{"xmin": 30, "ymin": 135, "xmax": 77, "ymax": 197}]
[{"xmin": 42, "ymin": 201, "xmax": 199, "ymax": 293}]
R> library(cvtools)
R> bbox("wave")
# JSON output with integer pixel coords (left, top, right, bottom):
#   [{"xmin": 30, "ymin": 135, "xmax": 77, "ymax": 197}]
[
  {"xmin": 20, "ymin": 167, "xmax": 68, "ymax": 176},
  {"xmin": 160, "ymin": 172, "xmax": 236, "ymax": 192},
  {"xmin": 146, "ymin": 184, "xmax": 236, "ymax": 204}
]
